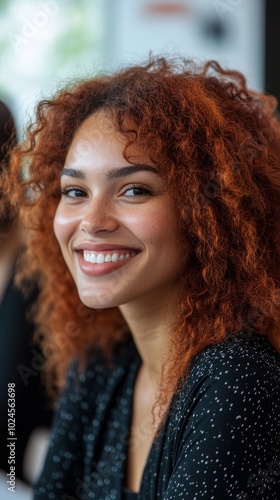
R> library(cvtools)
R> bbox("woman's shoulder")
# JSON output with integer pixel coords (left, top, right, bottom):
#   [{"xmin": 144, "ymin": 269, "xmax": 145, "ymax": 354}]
[
  {"xmin": 168, "ymin": 332, "xmax": 280, "ymax": 447},
  {"xmin": 177, "ymin": 332, "xmax": 280, "ymax": 406},
  {"xmin": 191, "ymin": 332, "xmax": 280, "ymax": 379},
  {"xmin": 159, "ymin": 335, "xmax": 280, "ymax": 500}
]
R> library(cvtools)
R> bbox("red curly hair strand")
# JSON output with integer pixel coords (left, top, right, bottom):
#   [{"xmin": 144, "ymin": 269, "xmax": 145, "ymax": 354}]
[{"xmin": 4, "ymin": 56, "xmax": 280, "ymax": 404}]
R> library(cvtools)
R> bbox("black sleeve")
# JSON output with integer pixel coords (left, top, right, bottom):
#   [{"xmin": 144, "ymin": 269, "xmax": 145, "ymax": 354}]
[
  {"xmin": 33, "ymin": 361, "xmax": 85, "ymax": 500},
  {"xmin": 0, "ymin": 278, "xmax": 53, "ymax": 481},
  {"xmin": 164, "ymin": 347, "xmax": 280, "ymax": 499}
]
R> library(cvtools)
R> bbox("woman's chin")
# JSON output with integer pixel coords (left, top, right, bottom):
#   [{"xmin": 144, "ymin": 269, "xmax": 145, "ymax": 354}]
[{"xmin": 77, "ymin": 288, "xmax": 119, "ymax": 310}]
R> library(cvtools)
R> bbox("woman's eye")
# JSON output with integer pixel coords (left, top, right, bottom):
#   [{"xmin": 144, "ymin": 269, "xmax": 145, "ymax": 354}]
[
  {"xmin": 60, "ymin": 187, "xmax": 86, "ymax": 198},
  {"xmin": 123, "ymin": 185, "xmax": 153, "ymax": 197}
]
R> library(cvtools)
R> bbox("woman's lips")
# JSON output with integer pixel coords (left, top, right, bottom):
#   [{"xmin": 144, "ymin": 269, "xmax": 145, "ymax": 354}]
[
  {"xmin": 75, "ymin": 242, "xmax": 139, "ymax": 252},
  {"xmin": 76, "ymin": 248, "xmax": 139, "ymax": 276}
]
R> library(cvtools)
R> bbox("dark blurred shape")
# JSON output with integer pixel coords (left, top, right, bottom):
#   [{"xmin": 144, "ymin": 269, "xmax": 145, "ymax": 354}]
[
  {"xmin": 0, "ymin": 101, "xmax": 17, "ymax": 231},
  {"xmin": 0, "ymin": 101, "xmax": 16, "ymax": 163},
  {"xmin": 265, "ymin": 1, "xmax": 280, "ymax": 109},
  {"xmin": 201, "ymin": 16, "xmax": 228, "ymax": 43},
  {"xmin": 0, "ymin": 100, "xmax": 53, "ymax": 483}
]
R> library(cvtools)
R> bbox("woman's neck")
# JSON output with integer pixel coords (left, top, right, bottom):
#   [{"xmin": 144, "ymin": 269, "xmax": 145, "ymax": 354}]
[{"xmin": 119, "ymin": 286, "xmax": 179, "ymax": 381}]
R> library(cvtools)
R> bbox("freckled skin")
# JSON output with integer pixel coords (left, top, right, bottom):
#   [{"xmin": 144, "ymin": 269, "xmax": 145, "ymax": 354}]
[{"xmin": 53, "ymin": 111, "xmax": 187, "ymax": 311}]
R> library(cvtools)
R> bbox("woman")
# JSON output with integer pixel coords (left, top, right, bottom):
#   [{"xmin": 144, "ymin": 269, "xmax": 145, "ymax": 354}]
[{"xmin": 5, "ymin": 57, "xmax": 280, "ymax": 499}]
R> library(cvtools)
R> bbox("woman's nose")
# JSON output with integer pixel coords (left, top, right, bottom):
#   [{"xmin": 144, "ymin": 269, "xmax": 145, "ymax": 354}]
[{"xmin": 79, "ymin": 199, "xmax": 119, "ymax": 235}]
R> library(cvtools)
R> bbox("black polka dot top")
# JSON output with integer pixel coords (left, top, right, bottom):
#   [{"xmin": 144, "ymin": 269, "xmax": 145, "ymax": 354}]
[{"xmin": 34, "ymin": 332, "xmax": 280, "ymax": 499}]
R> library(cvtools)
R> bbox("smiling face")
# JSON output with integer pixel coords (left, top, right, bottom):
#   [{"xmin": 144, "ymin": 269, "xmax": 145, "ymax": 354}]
[{"xmin": 53, "ymin": 111, "xmax": 188, "ymax": 311}]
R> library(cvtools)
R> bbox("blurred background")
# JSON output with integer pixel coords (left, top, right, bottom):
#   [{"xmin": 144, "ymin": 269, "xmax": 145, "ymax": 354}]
[
  {"xmin": 1, "ymin": 0, "xmax": 278, "ymax": 137},
  {"xmin": 0, "ymin": 0, "xmax": 278, "ymax": 498}
]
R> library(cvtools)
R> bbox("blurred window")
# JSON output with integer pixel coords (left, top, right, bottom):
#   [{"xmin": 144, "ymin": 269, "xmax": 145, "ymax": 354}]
[{"xmin": 0, "ymin": 0, "xmax": 105, "ymax": 133}]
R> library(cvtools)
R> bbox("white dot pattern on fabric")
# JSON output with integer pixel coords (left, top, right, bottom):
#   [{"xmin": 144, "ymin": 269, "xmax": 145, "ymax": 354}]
[{"xmin": 34, "ymin": 333, "xmax": 280, "ymax": 499}]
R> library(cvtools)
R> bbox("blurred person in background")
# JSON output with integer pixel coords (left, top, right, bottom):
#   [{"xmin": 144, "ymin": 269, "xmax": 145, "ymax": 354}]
[
  {"xmin": 0, "ymin": 100, "xmax": 53, "ymax": 485},
  {"xmin": 5, "ymin": 57, "xmax": 280, "ymax": 499}
]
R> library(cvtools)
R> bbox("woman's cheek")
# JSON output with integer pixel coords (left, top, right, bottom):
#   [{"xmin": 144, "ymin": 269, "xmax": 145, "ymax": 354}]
[
  {"xmin": 123, "ymin": 208, "xmax": 167, "ymax": 241},
  {"xmin": 53, "ymin": 207, "xmax": 77, "ymax": 244}
]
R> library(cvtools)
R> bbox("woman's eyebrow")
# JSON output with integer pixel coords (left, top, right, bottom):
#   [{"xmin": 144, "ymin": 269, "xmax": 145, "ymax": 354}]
[
  {"xmin": 60, "ymin": 168, "xmax": 85, "ymax": 179},
  {"xmin": 105, "ymin": 164, "xmax": 159, "ymax": 180},
  {"xmin": 60, "ymin": 164, "xmax": 159, "ymax": 181}
]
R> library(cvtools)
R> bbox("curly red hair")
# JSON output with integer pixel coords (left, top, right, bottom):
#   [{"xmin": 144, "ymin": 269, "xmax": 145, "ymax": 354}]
[{"xmin": 5, "ymin": 56, "xmax": 280, "ymax": 403}]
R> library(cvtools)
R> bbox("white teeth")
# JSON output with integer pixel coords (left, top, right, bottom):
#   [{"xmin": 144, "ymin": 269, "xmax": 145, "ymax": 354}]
[
  {"xmin": 89, "ymin": 253, "xmax": 96, "ymax": 264},
  {"xmin": 96, "ymin": 253, "xmax": 105, "ymax": 264},
  {"xmin": 83, "ymin": 250, "xmax": 136, "ymax": 264}
]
